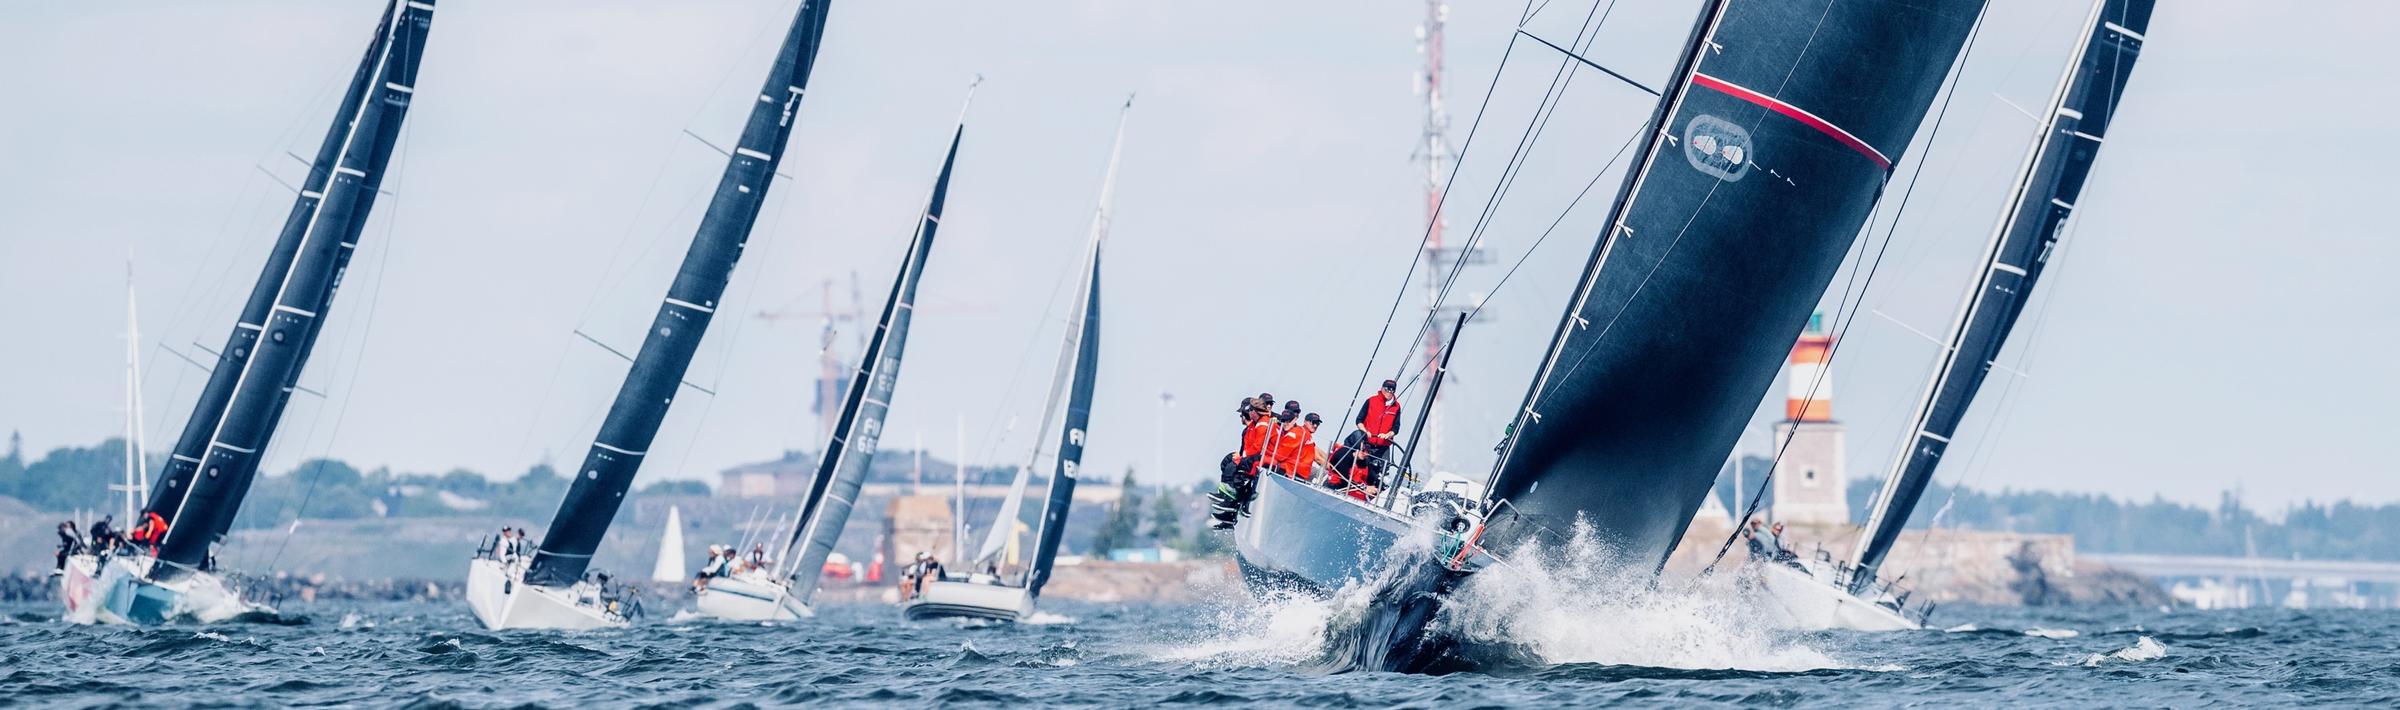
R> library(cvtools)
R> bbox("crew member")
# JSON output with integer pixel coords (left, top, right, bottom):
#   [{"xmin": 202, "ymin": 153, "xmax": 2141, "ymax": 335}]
[
  {"xmin": 54, "ymin": 521, "xmax": 84, "ymax": 572},
  {"xmin": 1354, "ymin": 379, "xmax": 1404, "ymax": 483},
  {"xmin": 1211, "ymin": 395, "xmax": 1282, "ymax": 528},
  {"xmin": 1263, "ymin": 405, "xmax": 1305, "ymax": 478},
  {"xmin": 128, "ymin": 511, "xmax": 167, "ymax": 556},
  {"xmin": 89, "ymin": 516, "xmax": 117, "ymax": 555}
]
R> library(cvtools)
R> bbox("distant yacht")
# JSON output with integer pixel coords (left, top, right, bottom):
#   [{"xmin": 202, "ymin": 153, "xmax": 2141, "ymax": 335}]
[
  {"xmin": 693, "ymin": 86, "xmax": 973, "ymax": 623},
  {"xmin": 904, "ymin": 99, "xmax": 1128, "ymax": 624}
]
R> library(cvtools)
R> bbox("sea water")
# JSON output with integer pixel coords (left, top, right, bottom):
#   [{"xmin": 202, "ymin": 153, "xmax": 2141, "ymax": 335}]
[{"xmin": 2, "ymin": 595, "xmax": 2393, "ymax": 707}]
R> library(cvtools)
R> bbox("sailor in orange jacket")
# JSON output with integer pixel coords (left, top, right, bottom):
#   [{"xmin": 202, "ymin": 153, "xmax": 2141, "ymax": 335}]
[
  {"xmin": 1353, "ymin": 379, "xmax": 1403, "ymax": 478},
  {"xmin": 1284, "ymin": 413, "xmax": 1329, "ymax": 481},
  {"xmin": 1263, "ymin": 407, "xmax": 1306, "ymax": 478}
]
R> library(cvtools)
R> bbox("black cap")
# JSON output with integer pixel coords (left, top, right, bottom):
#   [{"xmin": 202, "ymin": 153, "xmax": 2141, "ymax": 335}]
[
  {"xmin": 1381, "ymin": 379, "xmax": 1398, "ymax": 390},
  {"xmin": 1277, "ymin": 409, "xmax": 1298, "ymax": 422},
  {"xmin": 1282, "ymin": 400, "xmax": 1301, "ymax": 412},
  {"xmin": 1305, "ymin": 412, "xmax": 1322, "ymax": 424},
  {"xmin": 1258, "ymin": 392, "xmax": 1275, "ymax": 402}
]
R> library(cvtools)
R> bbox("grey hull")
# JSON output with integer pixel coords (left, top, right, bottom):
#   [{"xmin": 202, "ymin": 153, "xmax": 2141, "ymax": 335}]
[{"xmin": 1233, "ymin": 473, "xmax": 1419, "ymax": 594}]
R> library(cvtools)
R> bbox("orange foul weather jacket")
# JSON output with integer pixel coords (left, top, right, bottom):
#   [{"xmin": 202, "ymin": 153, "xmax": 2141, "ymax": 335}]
[
  {"xmin": 1238, "ymin": 418, "xmax": 1276, "ymax": 476},
  {"xmin": 1358, "ymin": 393, "xmax": 1403, "ymax": 447},
  {"xmin": 1268, "ymin": 422, "xmax": 1310, "ymax": 477}
]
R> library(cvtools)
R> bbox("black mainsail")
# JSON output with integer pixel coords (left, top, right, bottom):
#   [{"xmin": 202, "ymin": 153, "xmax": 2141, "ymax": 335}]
[
  {"xmin": 149, "ymin": 0, "xmax": 436, "ymax": 575},
  {"xmin": 1851, "ymin": 0, "xmax": 2152, "ymax": 584},
  {"xmin": 1026, "ymin": 103, "xmax": 1127, "ymax": 597},
  {"xmin": 780, "ymin": 110, "xmax": 967, "ymax": 600},
  {"xmin": 1479, "ymin": 0, "xmax": 1986, "ymax": 569},
  {"xmin": 524, "ymin": 0, "xmax": 833, "ymax": 588}
]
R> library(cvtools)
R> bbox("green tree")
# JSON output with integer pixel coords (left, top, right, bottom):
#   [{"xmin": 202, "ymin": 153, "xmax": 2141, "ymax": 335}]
[
  {"xmin": 1088, "ymin": 469, "xmax": 1144, "ymax": 559},
  {"xmin": 1148, "ymin": 490, "xmax": 1182, "ymax": 550}
]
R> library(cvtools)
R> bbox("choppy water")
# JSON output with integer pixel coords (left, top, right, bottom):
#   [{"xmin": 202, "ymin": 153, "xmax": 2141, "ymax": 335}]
[{"xmin": 4, "ymin": 592, "xmax": 2396, "ymax": 708}]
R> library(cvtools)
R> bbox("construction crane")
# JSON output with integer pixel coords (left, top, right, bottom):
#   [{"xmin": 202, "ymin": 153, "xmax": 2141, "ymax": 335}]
[{"xmin": 754, "ymin": 272, "xmax": 866, "ymax": 442}]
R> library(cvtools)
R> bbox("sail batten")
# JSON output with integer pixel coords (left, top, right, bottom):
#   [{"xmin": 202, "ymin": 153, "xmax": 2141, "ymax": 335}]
[
  {"xmin": 1479, "ymin": 0, "xmax": 1987, "ymax": 570},
  {"xmin": 1851, "ymin": 0, "xmax": 2153, "ymax": 581},
  {"xmin": 151, "ymin": 0, "xmax": 437, "ymax": 574},
  {"xmin": 525, "ymin": 0, "xmax": 833, "ymax": 588}
]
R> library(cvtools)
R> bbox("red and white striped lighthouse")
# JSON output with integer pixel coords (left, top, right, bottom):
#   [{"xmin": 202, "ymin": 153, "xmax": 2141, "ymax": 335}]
[
  {"xmin": 1771, "ymin": 311, "xmax": 1848, "ymax": 527},
  {"xmin": 1784, "ymin": 311, "xmax": 1835, "ymax": 422}
]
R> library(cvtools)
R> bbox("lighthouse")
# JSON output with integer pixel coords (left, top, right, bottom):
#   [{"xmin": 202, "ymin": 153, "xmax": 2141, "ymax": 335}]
[{"xmin": 1771, "ymin": 312, "xmax": 1850, "ymax": 528}]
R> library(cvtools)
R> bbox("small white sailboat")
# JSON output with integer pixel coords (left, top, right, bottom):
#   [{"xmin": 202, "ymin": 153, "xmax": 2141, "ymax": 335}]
[
  {"xmin": 693, "ymin": 87, "xmax": 974, "ymax": 623},
  {"xmin": 1748, "ymin": 0, "xmax": 2153, "ymax": 632},
  {"xmin": 905, "ymin": 99, "xmax": 1127, "ymax": 623},
  {"xmin": 469, "ymin": 0, "xmax": 831, "ymax": 631},
  {"xmin": 650, "ymin": 506, "xmax": 686, "ymax": 583}
]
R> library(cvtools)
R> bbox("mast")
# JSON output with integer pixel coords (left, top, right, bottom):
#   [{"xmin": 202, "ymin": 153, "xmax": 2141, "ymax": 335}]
[
  {"xmin": 119, "ymin": 264, "xmax": 150, "ymax": 526},
  {"xmin": 1477, "ymin": 0, "xmax": 1986, "ymax": 570},
  {"xmin": 1851, "ymin": 0, "xmax": 2153, "ymax": 584},
  {"xmin": 1027, "ymin": 99, "xmax": 1129, "ymax": 597},
  {"xmin": 151, "ymin": 0, "xmax": 437, "ymax": 575},
  {"xmin": 523, "ymin": 0, "xmax": 833, "ymax": 588},
  {"xmin": 779, "ymin": 89, "xmax": 973, "ymax": 599}
]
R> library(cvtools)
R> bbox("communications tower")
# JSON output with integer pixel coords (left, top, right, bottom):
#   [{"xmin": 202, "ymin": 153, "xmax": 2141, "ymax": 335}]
[{"xmin": 1412, "ymin": 0, "xmax": 1486, "ymax": 470}]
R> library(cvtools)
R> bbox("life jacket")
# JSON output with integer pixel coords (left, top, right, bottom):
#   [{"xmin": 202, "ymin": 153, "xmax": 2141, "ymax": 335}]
[
  {"xmin": 1239, "ymin": 417, "xmax": 1275, "ymax": 466},
  {"xmin": 1266, "ymin": 420, "xmax": 1305, "ymax": 475},
  {"xmin": 130, "ymin": 513, "xmax": 166, "ymax": 544},
  {"xmin": 1288, "ymin": 425, "xmax": 1320, "ymax": 479},
  {"xmin": 1359, "ymin": 393, "xmax": 1402, "ymax": 446}
]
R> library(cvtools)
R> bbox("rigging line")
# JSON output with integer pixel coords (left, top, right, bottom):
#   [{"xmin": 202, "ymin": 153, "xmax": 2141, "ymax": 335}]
[
  {"xmin": 1375, "ymin": 0, "xmax": 1623, "ymax": 421},
  {"xmin": 1521, "ymin": 0, "xmax": 1552, "ymax": 26},
  {"xmin": 1408, "ymin": 0, "xmax": 1623, "ymax": 357},
  {"xmin": 1334, "ymin": 25, "xmax": 1528, "ymax": 440},
  {"xmin": 1397, "ymin": 0, "xmax": 1628, "ymax": 389},
  {"xmin": 662, "ymin": 136, "xmax": 804, "ymax": 495},
  {"xmin": 1513, "ymin": 30, "xmax": 1661, "ymax": 96},
  {"xmin": 1393, "ymin": 126, "xmax": 1644, "ymax": 399},
  {"xmin": 1708, "ymin": 5, "xmax": 1994, "ymax": 572},
  {"xmin": 264, "ymin": 122, "xmax": 417, "ymax": 575}
]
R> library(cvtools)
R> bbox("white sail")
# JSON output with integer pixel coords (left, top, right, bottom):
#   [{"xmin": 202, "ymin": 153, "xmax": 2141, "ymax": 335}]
[
  {"xmin": 651, "ymin": 505, "xmax": 686, "ymax": 582},
  {"xmin": 975, "ymin": 464, "xmax": 1030, "ymax": 564}
]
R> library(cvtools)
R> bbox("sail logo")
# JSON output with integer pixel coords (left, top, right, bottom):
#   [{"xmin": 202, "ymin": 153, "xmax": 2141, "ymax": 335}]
[{"xmin": 1682, "ymin": 115, "xmax": 1752, "ymax": 182}]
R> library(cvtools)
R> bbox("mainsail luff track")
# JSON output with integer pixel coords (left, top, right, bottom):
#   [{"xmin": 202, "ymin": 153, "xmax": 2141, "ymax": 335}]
[{"xmin": 526, "ymin": 0, "xmax": 833, "ymax": 588}]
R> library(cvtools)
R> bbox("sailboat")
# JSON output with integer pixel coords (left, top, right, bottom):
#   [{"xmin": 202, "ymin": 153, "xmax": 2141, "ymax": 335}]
[
  {"xmin": 1754, "ymin": 0, "xmax": 2155, "ymax": 632},
  {"xmin": 466, "ymin": 0, "xmax": 832, "ymax": 631},
  {"xmin": 82, "ymin": 0, "xmax": 435, "ymax": 626},
  {"xmin": 650, "ymin": 505, "xmax": 686, "ymax": 583},
  {"xmin": 905, "ymin": 100, "xmax": 1128, "ymax": 623},
  {"xmin": 61, "ymin": 268, "xmax": 155, "ymax": 623},
  {"xmin": 1232, "ymin": 0, "xmax": 1985, "ymax": 672},
  {"xmin": 690, "ymin": 88, "xmax": 971, "ymax": 623}
]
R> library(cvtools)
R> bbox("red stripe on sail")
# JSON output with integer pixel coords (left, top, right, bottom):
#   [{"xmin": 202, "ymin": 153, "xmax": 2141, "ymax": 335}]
[{"xmin": 1691, "ymin": 72, "xmax": 1893, "ymax": 171}]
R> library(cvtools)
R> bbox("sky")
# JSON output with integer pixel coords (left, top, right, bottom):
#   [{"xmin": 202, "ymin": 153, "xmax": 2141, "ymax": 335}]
[{"xmin": 0, "ymin": 1, "xmax": 2392, "ymax": 512}]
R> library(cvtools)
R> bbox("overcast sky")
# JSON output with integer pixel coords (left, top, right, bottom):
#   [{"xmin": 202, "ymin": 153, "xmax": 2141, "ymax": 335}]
[{"xmin": 1, "ymin": 1, "xmax": 2391, "ymax": 512}]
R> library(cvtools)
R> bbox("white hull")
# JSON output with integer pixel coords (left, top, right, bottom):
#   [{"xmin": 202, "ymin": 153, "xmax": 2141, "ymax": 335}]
[
  {"xmin": 693, "ymin": 574, "xmax": 811, "ymax": 622},
  {"xmin": 59, "ymin": 554, "xmax": 101, "ymax": 624},
  {"xmin": 900, "ymin": 579, "xmax": 1034, "ymax": 622},
  {"xmin": 85, "ymin": 555, "xmax": 270, "ymax": 626},
  {"xmin": 1754, "ymin": 559, "xmax": 1921, "ymax": 632},
  {"xmin": 464, "ymin": 558, "xmax": 627, "ymax": 631}
]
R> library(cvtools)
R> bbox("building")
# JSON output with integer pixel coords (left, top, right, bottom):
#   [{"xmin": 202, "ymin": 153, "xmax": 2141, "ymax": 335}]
[{"xmin": 1771, "ymin": 312, "xmax": 1849, "ymax": 527}]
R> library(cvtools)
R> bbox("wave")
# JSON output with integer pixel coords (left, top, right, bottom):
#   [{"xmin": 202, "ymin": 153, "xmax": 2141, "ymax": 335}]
[{"xmin": 2078, "ymin": 636, "xmax": 2168, "ymax": 667}]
